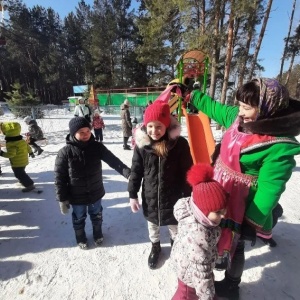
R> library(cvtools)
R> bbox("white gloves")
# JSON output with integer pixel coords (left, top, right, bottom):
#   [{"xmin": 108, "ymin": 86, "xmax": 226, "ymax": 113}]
[
  {"xmin": 59, "ymin": 201, "xmax": 70, "ymax": 215},
  {"xmin": 130, "ymin": 198, "xmax": 140, "ymax": 213}
]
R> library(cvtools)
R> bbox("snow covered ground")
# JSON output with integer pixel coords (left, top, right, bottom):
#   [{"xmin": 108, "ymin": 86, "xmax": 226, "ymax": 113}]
[{"xmin": 0, "ymin": 108, "xmax": 300, "ymax": 300}]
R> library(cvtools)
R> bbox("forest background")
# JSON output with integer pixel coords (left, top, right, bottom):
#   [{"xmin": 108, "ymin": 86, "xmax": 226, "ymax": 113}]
[{"xmin": 0, "ymin": 0, "xmax": 300, "ymax": 105}]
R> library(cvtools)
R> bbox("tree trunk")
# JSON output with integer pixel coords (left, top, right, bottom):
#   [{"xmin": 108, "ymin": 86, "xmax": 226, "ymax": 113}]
[
  {"xmin": 278, "ymin": 0, "xmax": 296, "ymax": 82},
  {"xmin": 285, "ymin": 51, "xmax": 296, "ymax": 85},
  {"xmin": 237, "ymin": 1, "xmax": 258, "ymax": 87},
  {"xmin": 248, "ymin": 0, "xmax": 273, "ymax": 81},
  {"xmin": 220, "ymin": 0, "xmax": 235, "ymax": 105},
  {"xmin": 209, "ymin": 0, "xmax": 221, "ymax": 98}
]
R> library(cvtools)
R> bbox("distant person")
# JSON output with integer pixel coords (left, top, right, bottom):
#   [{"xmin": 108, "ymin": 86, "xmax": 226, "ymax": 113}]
[
  {"xmin": 92, "ymin": 109, "xmax": 105, "ymax": 142},
  {"xmin": 54, "ymin": 117, "xmax": 131, "ymax": 250},
  {"xmin": 189, "ymin": 77, "xmax": 300, "ymax": 299},
  {"xmin": 23, "ymin": 116, "xmax": 44, "ymax": 155},
  {"xmin": 131, "ymin": 117, "xmax": 139, "ymax": 148},
  {"xmin": 74, "ymin": 97, "xmax": 92, "ymax": 122},
  {"xmin": 120, "ymin": 99, "xmax": 132, "ymax": 150},
  {"xmin": 171, "ymin": 163, "xmax": 228, "ymax": 300},
  {"xmin": 0, "ymin": 122, "xmax": 35, "ymax": 192},
  {"xmin": 128, "ymin": 101, "xmax": 193, "ymax": 269}
]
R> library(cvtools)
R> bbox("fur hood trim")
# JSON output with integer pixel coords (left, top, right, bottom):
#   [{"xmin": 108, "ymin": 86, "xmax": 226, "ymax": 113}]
[{"xmin": 135, "ymin": 115, "xmax": 181, "ymax": 149}]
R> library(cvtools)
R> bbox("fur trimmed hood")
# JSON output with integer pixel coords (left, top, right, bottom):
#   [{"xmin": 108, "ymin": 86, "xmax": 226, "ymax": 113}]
[
  {"xmin": 241, "ymin": 98, "xmax": 300, "ymax": 136},
  {"xmin": 134, "ymin": 115, "xmax": 181, "ymax": 149}
]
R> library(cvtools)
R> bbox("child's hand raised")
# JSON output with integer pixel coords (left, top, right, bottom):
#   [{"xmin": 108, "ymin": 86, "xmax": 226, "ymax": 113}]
[{"xmin": 130, "ymin": 198, "xmax": 140, "ymax": 213}]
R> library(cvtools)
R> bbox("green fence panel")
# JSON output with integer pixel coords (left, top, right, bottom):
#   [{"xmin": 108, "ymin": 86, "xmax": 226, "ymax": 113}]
[
  {"xmin": 97, "ymin": 94, "xmax": 109, "ymax": 106},
  {"xmin": 96, "ymin": 92, "xmax": 162, "ymax": 107}
]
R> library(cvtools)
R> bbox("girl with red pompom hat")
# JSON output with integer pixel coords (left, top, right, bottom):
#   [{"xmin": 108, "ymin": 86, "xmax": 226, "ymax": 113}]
[
  {"xmin": 128, "ymin": 100, "xmax": 193, "ymax": 269},
  {"xmin": 171, "ymin": 163, "xmax": 228, "ymax": 300}
]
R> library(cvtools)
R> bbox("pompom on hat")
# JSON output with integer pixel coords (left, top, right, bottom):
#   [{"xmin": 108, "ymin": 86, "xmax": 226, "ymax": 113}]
[
  {"xmin": 69, "ymin": 117, "xmax": 91, "ymax": 136},
  {"xmin": 187, "ymin": 163, "xmax": 228, "ymax": 216},
  {"xmin": 143, "ymin": 101, "xmax": 171, "ymax": 128}
]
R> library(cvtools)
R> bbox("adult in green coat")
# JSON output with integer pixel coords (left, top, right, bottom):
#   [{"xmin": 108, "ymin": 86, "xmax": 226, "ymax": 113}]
[
  {"xmin": 189, "ymin": 78, "xmax": 300, "ymax": 299},
  {"xmin": 0, "ymin": 122, "xmax": 35, "ymax": 192}
]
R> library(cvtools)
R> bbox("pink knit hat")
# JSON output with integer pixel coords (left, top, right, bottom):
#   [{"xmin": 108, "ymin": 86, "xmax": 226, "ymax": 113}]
[
  {"xmin": 143, "ymin": 101, "xmax": 171, "ymax": 128},
  {"xmin": 187, "ymin": 163, "xmax": 228, "ymax": 216}
]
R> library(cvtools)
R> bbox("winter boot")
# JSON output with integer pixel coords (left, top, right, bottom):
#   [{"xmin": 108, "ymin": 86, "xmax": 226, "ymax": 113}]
[
  {"xmin": 37, "ymin": 147, "xmax": 44, "ymax": 155},
  {"xmin": 75, "ymin": 229, "xmax": 88, "ymax": 250},
  {"xmin": 93, "ymin": 224, "xmax": 104, "ymax": 246},
  {"xmin": 22, "ymin": 184, "xmax": 35, "ymax": 192},
  {"xmin": 214, "ymin": 272, "xmax": 240, "ymax": 300},
  {"xmin": 148, "ymin": 241, "xmax": 161, "ymax": 269},
  {"xmin": 123, "ymin": 137, "xmax": 131, "ymax": 150},
  {"xmin": 31, "ymin": 145, "xmax": 39, "ymax": 153}
]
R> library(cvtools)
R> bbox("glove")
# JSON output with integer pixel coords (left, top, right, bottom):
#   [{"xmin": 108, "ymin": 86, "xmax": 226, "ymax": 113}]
[
  {"xmin": 240, "ymin": 221, "xmax": 256, "ymax": 246},
  {"xmin": 130, "ymin": 198, "xmax": 140, "ymax": 213},
  {"xmin": 29, "ymin": 152, "xmax": 35, "ymax": 158},
  {"xmin": 59, "ymin": 201, "xmax": 70, "ymax": 215}
]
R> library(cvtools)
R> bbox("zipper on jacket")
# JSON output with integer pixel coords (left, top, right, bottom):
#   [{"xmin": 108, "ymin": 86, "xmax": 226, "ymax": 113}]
[{"xmin": 158, "ymin": 156, "xmax": 161, "ymax": 226}]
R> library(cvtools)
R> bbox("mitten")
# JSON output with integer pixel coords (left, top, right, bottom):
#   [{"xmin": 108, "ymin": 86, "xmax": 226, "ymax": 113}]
[
  {"xmin": 240, "ymin": 221, "xmax": 256, "ymax": 246},
  {"xmin": 29, "ymin": 152, "xmax": 35, "ymax": 158},
  {"xmin": 130, "ymin": 198, "xmax": 140, "ymax": 213},
  {"xmin": 59, "ymin": 201, "xmax": 70, "ymax": 215}
]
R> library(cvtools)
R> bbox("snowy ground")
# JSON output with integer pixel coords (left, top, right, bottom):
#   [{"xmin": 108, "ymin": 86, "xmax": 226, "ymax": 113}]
[{"xmin": 0, "ymin": 108, "xmax": 300, "ymax": 300}]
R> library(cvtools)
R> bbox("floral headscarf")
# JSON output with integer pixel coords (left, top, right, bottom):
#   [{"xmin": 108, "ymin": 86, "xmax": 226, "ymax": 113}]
[{"xmin": 253, "ymin": 78, "xmax": 289, "ymax": 119}]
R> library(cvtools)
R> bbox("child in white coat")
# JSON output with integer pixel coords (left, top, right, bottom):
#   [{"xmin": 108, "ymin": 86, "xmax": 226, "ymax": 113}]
[{"xmin": 171, "ymin": 163, "xmax": 228, "ymax": 300}]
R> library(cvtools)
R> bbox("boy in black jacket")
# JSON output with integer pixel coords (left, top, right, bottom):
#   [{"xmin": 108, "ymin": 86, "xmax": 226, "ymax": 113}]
[{"xmin": 54, "ymin": 117, "xmax": 131, "ymax": 249}]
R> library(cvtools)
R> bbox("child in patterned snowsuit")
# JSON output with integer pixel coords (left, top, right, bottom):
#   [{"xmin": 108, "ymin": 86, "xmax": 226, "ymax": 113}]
[{"xmin": 171, "ymin": 163, "xmax": 228, "ymax": 300}]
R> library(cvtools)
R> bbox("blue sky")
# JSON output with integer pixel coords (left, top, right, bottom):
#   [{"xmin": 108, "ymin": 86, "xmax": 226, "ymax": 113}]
[{"xmin": 18, "ymin": 0, "xmax": 300, "ymax": 78}]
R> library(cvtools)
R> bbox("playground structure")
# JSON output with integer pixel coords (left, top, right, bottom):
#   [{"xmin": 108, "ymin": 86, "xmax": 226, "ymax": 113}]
[{"xmin": 161, "ymin": 49, "xmax": 215, "ymax": 165}]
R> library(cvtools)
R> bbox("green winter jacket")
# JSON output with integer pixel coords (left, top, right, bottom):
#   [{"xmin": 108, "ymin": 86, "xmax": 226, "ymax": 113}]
[
  {"xmin": 191, "ymin": 91, "xmax": 300, "ymax": 231},
  {"xmin": 0, "ymin": 122, "xmax": 32, "ymax": 167}
]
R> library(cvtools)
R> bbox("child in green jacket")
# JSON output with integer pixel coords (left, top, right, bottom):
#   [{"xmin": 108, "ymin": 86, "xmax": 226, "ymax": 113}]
[
  {"xmin": 189, "ymin": 78, "xmax": 300, "ymax": 299},
  {"xmin": 0, "ymin": 122, "xmax": 35, "ymax": 192}
]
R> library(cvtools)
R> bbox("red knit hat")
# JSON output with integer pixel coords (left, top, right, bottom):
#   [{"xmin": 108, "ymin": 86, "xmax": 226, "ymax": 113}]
[
  {"xmin": 143, "ymin": 101, "xmax": 171, "ymax": 128},
  {"xmin": 187, "ymin": 163, "xmax": 228, "ymax": 216}
]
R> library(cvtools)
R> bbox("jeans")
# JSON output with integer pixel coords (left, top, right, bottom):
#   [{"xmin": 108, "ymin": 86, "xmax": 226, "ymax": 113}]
[
  {"xmin": 72, "ymin": 200, "xmax": 103, "ymax": 231},
  {"xmin": 12, "ymin": 167, "xmax": 34, "ymax": 187},
  {"xmin": 147, "ymin": 221, "xmax": 178, "ymax": 243}
]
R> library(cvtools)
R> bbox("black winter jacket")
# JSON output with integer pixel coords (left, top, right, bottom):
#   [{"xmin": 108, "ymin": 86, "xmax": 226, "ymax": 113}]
[
  {"xmin": 55, "ymin": 134, "xmax": 131, "ymax": 205},
  {"xmin": 128, "ymin": 118, "xmax": 193, "ymax": 226}
]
